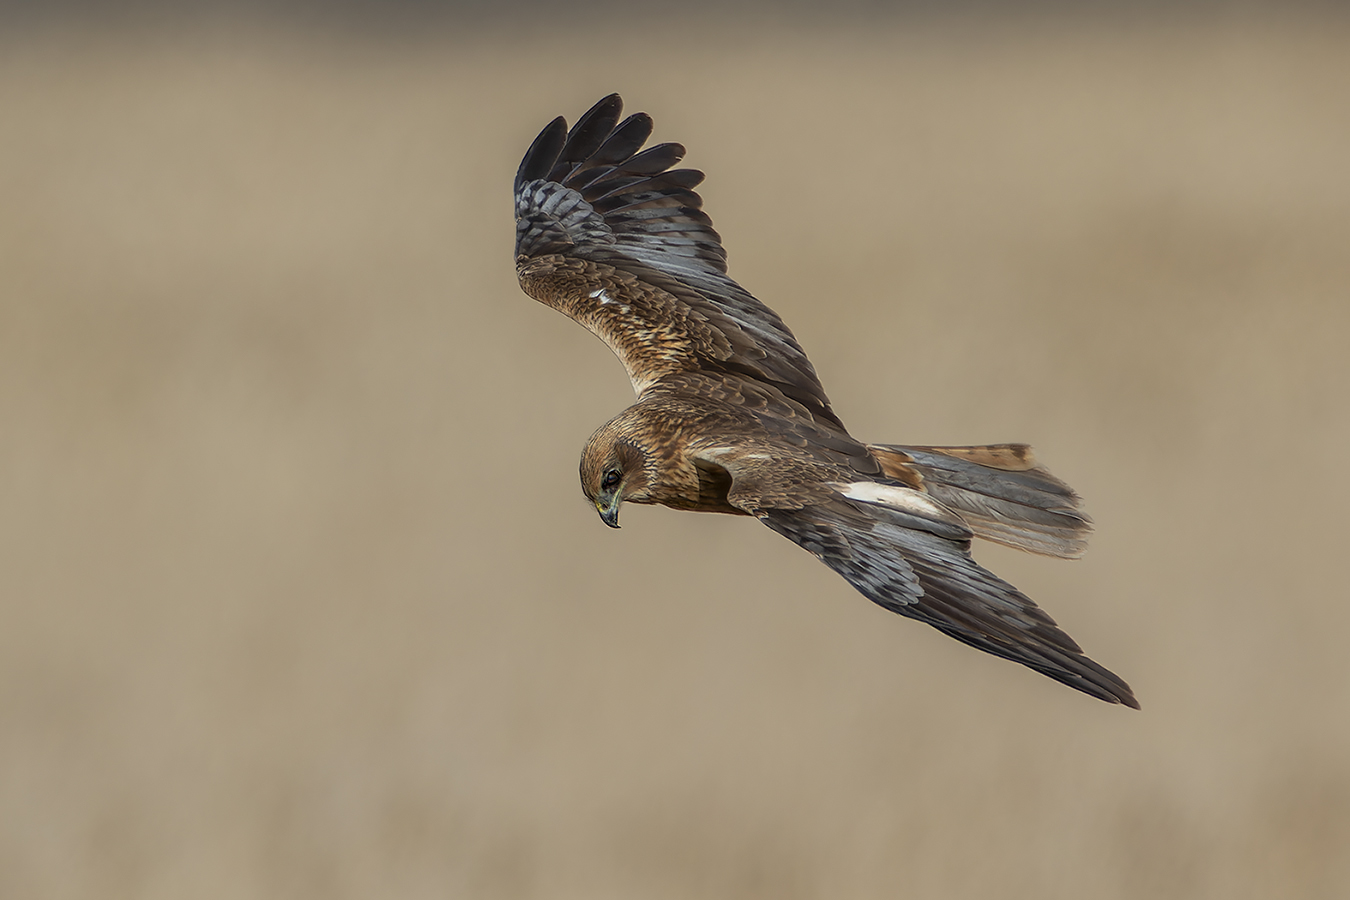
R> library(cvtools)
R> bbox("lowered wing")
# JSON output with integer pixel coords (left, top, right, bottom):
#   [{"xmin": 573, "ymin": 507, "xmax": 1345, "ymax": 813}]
[{"xmin": 701, "ymin": 441, "xmax": 1135, "ymax": 707}]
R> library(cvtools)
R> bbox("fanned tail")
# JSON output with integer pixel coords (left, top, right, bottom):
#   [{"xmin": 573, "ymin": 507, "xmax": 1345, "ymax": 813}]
[{"xmin": 869, "ymin": 443, "xmax": 1092, "ymax": 559}]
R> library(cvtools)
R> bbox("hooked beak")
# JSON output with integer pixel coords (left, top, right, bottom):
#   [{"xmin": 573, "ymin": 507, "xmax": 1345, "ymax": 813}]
[{"xmin": 595, "ymin": 495, "xmax": 621, "ymax": 529}]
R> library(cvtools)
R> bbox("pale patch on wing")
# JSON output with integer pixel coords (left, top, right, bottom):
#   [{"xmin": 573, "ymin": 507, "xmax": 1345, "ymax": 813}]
[
  {"xmin": 832, "ymin": 481, "xmax": 965, "ymax": 528},
  {"xmin": 586, "ymin": 286, "xmax": 629, "ymax": 312},
  {"xmin": 696, "ymin": 445, "xmax": 737, "ymax": 462}
]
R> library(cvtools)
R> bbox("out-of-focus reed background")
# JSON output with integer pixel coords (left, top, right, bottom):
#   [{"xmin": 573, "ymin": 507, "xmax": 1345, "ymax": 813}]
[{"xmin": 2, "ymin": 3, "xmax": 1347, "ymax": 898}]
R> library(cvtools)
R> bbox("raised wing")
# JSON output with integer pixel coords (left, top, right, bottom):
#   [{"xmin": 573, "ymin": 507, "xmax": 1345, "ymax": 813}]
[
  {"xmin": 515, "ymin": 94, "xmax": 842, "ymax": 429},
  {"xmin": 705, "ymin": 445, "xmax": 1135, "ymax": 707}
]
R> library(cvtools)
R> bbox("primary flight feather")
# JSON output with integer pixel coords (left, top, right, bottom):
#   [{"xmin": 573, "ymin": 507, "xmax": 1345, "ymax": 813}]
[{"xmin": 513, "ymin": 94, "xmax": 1137, "ymax": 708}]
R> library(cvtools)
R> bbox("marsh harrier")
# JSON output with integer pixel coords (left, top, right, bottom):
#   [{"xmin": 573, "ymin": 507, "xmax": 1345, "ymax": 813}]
[{"xmin": 513, "ymin": 95, "xmax": 1136, "ymax": 708}]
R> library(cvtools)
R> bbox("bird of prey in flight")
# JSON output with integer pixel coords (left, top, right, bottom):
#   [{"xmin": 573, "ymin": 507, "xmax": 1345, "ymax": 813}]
[{"xmin": 513, "ymin": 94, "xmax": 1136, "ymax": 708}]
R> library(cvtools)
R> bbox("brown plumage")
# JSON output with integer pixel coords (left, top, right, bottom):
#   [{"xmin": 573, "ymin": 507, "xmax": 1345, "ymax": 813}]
[{"xmin": 514, "ymin": 94, "xmax": 1137, "ymax": 708}]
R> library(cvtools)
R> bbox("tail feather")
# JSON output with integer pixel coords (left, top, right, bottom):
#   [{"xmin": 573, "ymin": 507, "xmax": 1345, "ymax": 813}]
[{"xmin": 868, "ymin": 443, "xmax": 1092, "ymax": 559}]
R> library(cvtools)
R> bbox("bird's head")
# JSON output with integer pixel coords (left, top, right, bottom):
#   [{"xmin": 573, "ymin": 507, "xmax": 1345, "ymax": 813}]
[{"xmin": 579, "ymin": 421, "xmax": 656, "ymax": 528}]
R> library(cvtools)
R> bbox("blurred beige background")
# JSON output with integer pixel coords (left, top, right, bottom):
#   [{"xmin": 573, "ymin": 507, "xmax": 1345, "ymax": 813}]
[{"xmin": 2, "ymin": 5, "xmax": 1348, "ymax": 899}]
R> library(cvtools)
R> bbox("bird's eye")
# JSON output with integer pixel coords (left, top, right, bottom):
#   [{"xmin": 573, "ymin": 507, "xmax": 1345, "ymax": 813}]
[{"xmin": 601, "ymin": 469, "xmax": 622, "ymax": 491}]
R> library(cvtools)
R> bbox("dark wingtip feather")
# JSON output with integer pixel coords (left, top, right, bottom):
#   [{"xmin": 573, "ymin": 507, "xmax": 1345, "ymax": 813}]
[
  {"xmin": 515, "ymin": 115, "xmax": 567, "ymax": 192},
  {"xmin": 559, "ymin": 94, "xmax": 625, "ymax": 165},
  {"xmin": 618, "ymin": 142, "xmax": 688, "ymax": 175},
  {"xmin": 590, "ymin": 113, "xmax": 655, "ymax": 168}
]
